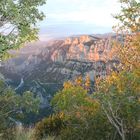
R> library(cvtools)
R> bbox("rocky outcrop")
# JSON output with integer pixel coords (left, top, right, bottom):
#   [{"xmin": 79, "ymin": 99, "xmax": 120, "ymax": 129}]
[
  {"xmin": 0, "ymin": 34, "xmax": 119, "ymax": 95},
  {"xmin": 48, "ymin": 35, "xmax": 116, "ymax": 63},
  {"xmin": 0, "ymin": 34, "xmax": 121, "ymax": 122}
]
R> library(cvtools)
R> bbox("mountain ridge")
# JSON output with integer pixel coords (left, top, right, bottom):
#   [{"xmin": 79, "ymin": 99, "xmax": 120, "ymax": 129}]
[{"xmin": 0, "ymin": 34, "xmax": 120, "ymax": 99}]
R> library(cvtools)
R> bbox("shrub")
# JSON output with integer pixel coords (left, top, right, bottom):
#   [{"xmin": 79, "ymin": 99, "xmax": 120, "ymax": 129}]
[{"xmin": 34, "ymin": 113, "xmax": 66, "ymax": 140}]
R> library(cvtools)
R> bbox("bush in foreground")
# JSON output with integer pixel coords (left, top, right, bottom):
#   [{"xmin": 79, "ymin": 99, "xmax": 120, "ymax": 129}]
[{"xmin": 34, "ymin": 113, "xmax": 66, "ymax": 140}]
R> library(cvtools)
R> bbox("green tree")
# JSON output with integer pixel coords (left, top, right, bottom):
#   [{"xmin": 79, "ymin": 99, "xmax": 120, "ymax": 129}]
[
  {"xmin": 51, "ymin": 83, "xmax": 88, "ymax": 113},
  {"xmin": 51, "ymin": 81, "xmax": 112, "ymax": 140},
  {"xmin": 95, "ymin": 71, "xmax": 140, "ymax": 140},
  {"xmin": 114, "ymin": 0, "xmax": 140, "ymax": 71},
  {"xmin": 114, "ymin": 0, "xmax": 140, "ymax": 32},
  {"xmin": 0, "ymin": 0, "xmax": 46, "ymax": 139},
  {"xmin": 34, "ymin": 112, "xmax": 66, "ymax": 140},
  {"xmin": 0, "ymin": 0, "xmax": 46, "ymax": 59},
  {"xmin": 95, "ymin": 0, "xmax": 140, "ymax": 140},
  {"xmin": 0, "ymin": 80, "xmax": 40, "ymax": 139}
]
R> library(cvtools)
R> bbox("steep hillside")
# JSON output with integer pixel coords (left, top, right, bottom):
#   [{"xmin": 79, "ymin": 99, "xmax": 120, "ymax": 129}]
[{"xmin": 0, "ymin": 34, "xmax": 119, "ymax": 102}]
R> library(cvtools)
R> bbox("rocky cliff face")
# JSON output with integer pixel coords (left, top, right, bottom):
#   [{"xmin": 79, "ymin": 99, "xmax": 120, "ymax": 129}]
[
  {"xmin": 0, "ymin": 35, "xmax": 119, "ymax": 97},
  {"xmin": 50, "ymin": 35, "xmax": 116, "ymax": 62}
]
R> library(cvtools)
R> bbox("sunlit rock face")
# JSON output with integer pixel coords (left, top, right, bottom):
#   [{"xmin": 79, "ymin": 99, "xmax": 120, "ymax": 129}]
[
  {"xmin": 50, "ymin": 35, "xmax": 116, "ymax": 63},
  {"xmin": 0, "ymin": 34, "xmax": 119, "ymax": 95}
]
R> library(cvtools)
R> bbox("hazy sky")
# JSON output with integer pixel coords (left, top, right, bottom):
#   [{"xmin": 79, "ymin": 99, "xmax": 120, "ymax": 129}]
[{"xmin": 38, "ymin": 0, "xmax": 121, "ymax": 40}]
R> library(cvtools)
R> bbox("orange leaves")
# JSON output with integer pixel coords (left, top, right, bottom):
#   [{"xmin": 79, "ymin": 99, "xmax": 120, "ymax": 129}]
[
  {"xmin": 63, "ymin": 81, "xmax": 74, "ymax": 89},
  {"xmin": 85, "ymin": 75, "xmax": 91, "ymax": 91},
  {"xmin": 74, "ymin": 75, "xmax": 83, "ymax": 87},
  {"xmin": 63, "ymin": 75, "xmax": 92, "ymax": 93}
]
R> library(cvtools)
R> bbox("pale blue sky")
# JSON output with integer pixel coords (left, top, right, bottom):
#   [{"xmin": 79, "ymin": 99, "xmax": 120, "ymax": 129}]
[{"xmin": 38, "ymin": 0, "xmax": 121, "ymax": 40}]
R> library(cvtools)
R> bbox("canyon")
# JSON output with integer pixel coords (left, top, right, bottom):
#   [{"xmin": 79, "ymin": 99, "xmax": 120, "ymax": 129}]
[{"xmin": 0, "ymin": 34, "xmax": 120, "ymax": 117}]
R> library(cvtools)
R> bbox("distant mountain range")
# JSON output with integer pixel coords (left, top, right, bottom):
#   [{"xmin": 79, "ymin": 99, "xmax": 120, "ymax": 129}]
[{"xmin": 0, "ymin": 34, "xmax": 120, "ymax": 110}]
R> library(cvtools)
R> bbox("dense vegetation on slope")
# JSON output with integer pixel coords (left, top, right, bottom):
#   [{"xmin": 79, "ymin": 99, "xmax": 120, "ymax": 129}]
[{"xmin": 0, "ymin": 80, "xmax": 40, "ymax": 139}]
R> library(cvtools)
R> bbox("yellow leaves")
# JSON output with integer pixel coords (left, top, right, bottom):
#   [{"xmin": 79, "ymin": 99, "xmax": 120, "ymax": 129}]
[
  {"xmin": 97, "ymin": 66, "xmax": 140, "ymax": 97},
  {"xmin": 63, "ymin": 81, "xmax": 74, "ymax": 89},
  {"xmin": 85, "ymin": 74, "xmax": 91, "ymax": 90},
  {"xmin": 63, "ymin": 75, "xmax": 91, "ymax": 92},
  {"xmin": 74, "ymin": 75, "xmax": 83, "ymax": 86},
  {"xmin": 114, "ymin": 33, "xmax": 140, "ymax": 72},
  {"xmin": 59, "ymin": 112, "xmax": 64, "ymax": 119},
  {"xmin": 53, "ymin": 76, "xmax": 101, "ymax": 121}
]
